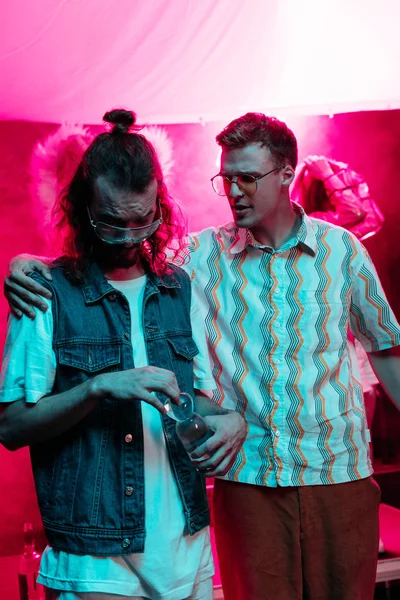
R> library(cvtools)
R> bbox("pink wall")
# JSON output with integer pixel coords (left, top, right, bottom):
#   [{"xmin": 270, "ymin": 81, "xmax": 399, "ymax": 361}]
[{"xmin": 0, "ymin": 110, "xmax": 400, "ymax": 556}]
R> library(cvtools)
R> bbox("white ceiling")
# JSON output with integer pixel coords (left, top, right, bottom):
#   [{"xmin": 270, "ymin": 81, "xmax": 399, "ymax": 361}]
[{"xmin": 1, "ymin": 0, "xmax": 399, "ymax": 125}]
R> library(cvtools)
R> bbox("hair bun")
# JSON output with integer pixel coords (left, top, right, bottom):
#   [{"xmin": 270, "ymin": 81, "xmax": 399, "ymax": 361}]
[{"xmin": 103, "ymin": 109, "xmax": 136, "ymax": 134}]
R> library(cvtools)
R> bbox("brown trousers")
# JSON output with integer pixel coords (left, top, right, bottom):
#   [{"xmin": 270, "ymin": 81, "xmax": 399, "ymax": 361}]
[{"xmin": 213, "ymin": 477, "xmax": 380, "ymax": 600}]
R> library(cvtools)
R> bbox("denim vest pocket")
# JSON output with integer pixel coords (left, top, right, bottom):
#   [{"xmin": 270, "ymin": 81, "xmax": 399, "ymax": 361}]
[
  {"xmin": 57, "ymin": 341, "xmax": 122, "ymax": 390},
  {"xmin": 165, "ymin": 336, "xmax": 199, "ymax": 384},
  {"xmin": 59, "ymin": 342, "xmax": 121, "ymax": 372},
  {"xmin": 166, "ymin": 337, "xmax": 199, "ymax": 360}
]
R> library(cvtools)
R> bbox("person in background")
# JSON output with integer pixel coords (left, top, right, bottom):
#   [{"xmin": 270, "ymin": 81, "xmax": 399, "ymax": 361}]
[
  {"xmin": 291, "ymin": 154, "xmax": 384, "ymax": 240},
  {"xmin": 0, "ymin": 109, "xmax": 246, "ymax": 600},
  {"xmin": 4, "ymin": 113, "xmax": 400, "ymax": 600},
  {"xmin": 30, "ymin": 123, "xmax": 93, "ymax": 254}
]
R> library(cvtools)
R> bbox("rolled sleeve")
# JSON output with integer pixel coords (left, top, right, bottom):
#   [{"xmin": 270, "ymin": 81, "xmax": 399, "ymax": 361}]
[
  {"xmin": 350, "ymin": 244, "xmax": 400, "ymax": 352},
  {"xmin": 0, "ymin": 299, "xmax": 56, "ymax": 404}
]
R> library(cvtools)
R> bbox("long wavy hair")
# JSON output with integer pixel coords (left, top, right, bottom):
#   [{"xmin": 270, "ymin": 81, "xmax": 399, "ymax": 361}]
[{"xmin": 52, "ymin": 109, "xmax": 187, "ymax": 279}]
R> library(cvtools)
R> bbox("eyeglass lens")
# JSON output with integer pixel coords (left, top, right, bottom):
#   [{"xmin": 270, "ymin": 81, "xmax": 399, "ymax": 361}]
[{"xmin": 212, "ymin": 175, "xmax": 257, "ymax": 196}]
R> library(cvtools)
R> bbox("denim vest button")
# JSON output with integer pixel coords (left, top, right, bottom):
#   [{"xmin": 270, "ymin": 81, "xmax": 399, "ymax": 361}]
[
  {"xmin": 124, "ymin": 332, "xmax": 130, "ymax": 340},
  {"xmin": 108, "ymin": 293, "xmax": 117, "ymax": 301},
  {"xmin": 121, "ymin": 538, "xmax": 131, "ymax": 548},
  {"xmin": 124, "ymin": 434, "xmax": 133, "ymax": 443},
  {"xmin": 125, "ymin": 486, "xmax": 134, "ymax": 496},
  {"xmin": 190, "ymin": 521, "xmax": 196, "ymax": 528}
]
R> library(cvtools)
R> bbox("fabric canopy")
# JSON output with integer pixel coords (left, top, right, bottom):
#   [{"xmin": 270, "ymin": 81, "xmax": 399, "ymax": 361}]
[{"xmin": 1, "ymin": 0, "xmax": 399, "ymax": 124}]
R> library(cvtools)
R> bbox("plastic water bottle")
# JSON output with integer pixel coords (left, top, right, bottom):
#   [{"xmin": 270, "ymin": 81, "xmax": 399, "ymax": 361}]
[
  {"xmin": 165, "ymin": 393, "xmax": 214, "ymax": 452},
  {"xmin": 18, "ymin": 523, "xmax": 44, "ymax": 600}
]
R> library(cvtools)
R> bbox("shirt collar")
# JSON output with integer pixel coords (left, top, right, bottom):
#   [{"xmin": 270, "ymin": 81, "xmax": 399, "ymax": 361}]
[
  {"xmin": 227, "ymin": 202, "xmax": 317, "ymax": 256},
  {"xmin": 80, "ymin": 262, "xmax": 181, "ymax": 304}
]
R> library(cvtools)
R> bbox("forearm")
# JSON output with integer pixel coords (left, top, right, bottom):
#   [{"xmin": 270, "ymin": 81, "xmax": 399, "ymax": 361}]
[
  {"xmin": 194, "ymin": 389, "xmax": 230, "ymax": 417},
  {"xmin": 10, "ymin": 253, "xmax": 54, "ymax": 268},
  {"xmin": 369, "ymin": 347, "xmax": 400, "ymax": 411},
  {"xmin": 0, "ymin": 378, "xmax": 99, "ymax": 451},
  {"xmin": 31, "ymin": 255, "xmax": 54, "ymax": 265}
]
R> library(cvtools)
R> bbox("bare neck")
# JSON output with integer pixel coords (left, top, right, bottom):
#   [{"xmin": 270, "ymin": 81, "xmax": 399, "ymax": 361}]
[
  {"xmin": 104, "ymin": 262, "xmax": 146, "ymax": 281},
  {"xmin": 250, "ymin": 203, "xmax": 299, "ymax": 250}
]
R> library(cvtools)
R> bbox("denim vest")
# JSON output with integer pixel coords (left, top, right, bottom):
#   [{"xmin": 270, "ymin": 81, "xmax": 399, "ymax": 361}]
[{"xmin": 30, "ymin": 263, "xmax": 210, "ymax": 556}]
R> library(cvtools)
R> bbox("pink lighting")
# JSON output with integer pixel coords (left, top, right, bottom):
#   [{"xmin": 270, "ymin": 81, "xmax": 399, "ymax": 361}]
[{"xmin": 1, "ymin": 2, "xmax": 400, "ymax": 598}]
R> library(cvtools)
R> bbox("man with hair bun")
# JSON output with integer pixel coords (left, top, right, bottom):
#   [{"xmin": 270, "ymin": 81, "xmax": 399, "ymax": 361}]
[{"xmin": 0, "ymin": 109, "xmax": 246, "ymax": 600}]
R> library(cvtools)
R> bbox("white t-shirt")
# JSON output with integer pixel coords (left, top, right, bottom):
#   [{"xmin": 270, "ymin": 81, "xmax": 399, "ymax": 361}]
[{"xmin": 0, "ymin": 275, "xmax": 215, "ymax": 599}]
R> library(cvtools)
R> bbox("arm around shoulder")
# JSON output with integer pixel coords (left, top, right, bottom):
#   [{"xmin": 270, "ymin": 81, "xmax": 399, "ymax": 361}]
[{"xmin": 5, "ymin": 254, "xmax": 54, "ymax": 318}]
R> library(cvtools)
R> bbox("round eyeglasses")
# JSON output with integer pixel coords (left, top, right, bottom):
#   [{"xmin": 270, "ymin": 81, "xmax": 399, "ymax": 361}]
[
  {"xmin": 211, "ymin": 166, "xmax": 282, "ymax": 197},
  {"xmin": 87, "ymin": 202, "xmax": 162, "ymax": 245}
]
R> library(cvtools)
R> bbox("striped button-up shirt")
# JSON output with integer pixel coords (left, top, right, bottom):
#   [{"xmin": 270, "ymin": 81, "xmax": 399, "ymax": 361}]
[{"xmin": 181, "ymin": 204, "xmax": 400, "ymax": 487}]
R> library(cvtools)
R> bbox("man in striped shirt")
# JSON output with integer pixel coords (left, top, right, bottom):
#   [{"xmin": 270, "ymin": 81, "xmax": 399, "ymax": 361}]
[
  {"xmin": 187, "ymin": 113, "xmax": 400, "ymax": 599},
  {"xmin": 5, "ymin": 113, "xmax": 400, "ymax": 600}
]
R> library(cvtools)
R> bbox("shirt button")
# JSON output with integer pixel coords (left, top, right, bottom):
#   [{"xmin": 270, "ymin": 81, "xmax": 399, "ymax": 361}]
[
  {"xmin": 275, "ymin": 430, "xmax": 280, "ymax": 437},
  {"xmin": 124, "ymin": 434, "xmax": 133, "ymax": 443},
  {"xmin": 125, "ymin": 486, "xmax": 134, "ymax": 496},
  {"xmin": 121, "ymin": 538, "xmax": 130, "ymax": 549},
  {"xmin": 108, "ymin": 293, "xmax": 117, "ymax": 301},
  {"xmin": 124, "ymin": 332, "xmax": 130, "ymax": 340}
]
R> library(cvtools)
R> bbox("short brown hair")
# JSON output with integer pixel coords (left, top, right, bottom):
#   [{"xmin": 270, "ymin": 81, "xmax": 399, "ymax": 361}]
[{"xmin": 216, "ymin": 112, "xmax": 298, "ymax": 169}]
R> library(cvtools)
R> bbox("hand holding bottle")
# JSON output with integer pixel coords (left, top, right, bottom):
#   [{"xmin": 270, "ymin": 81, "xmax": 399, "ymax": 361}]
[
  {"xmin": 189, "ymin": 411, "xmax": 247, "ymax": 477},
  {"xmin": 165, "ymin": 393, "xmax": 214, "ymax": 452},
  {"xmin": 166, "ymin": 393, "xmax": 247, "ymax": 477}
]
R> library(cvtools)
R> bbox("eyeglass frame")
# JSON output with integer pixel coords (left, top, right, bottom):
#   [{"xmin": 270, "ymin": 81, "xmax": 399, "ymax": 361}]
[
  {"xmin": 86, "ymin": 200, "xmax": 163, "ymax": 245},
  {"xmin": 210, "ymin": 165, "xmax": 282, "ymax": 197}
]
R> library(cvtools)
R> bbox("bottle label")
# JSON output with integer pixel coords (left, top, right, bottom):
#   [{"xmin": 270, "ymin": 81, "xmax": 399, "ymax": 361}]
[{"xmin": 184, "ymin": 428, "xmax": 214, "ymax": 453}]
